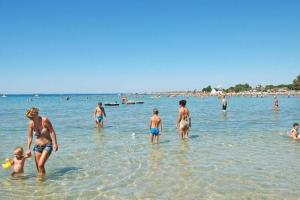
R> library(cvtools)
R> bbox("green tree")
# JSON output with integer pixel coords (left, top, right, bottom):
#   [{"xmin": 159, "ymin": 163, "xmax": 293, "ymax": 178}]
[
  {"xmin": 202, "ymin": 85, "xmax": 212, "ymax": 92},
  {"xmin": 231, "ymin": 83, "xmax": 252, "ymax": 93},
  {"xmin": 293, "ymin": 74, "xmax": 300, "ymax": 90}
]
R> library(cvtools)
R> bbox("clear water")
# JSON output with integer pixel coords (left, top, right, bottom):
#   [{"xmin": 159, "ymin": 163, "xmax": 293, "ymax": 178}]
[{"xmin": 0, "ymin": 95, "xmax": 300, "ymax": 200}]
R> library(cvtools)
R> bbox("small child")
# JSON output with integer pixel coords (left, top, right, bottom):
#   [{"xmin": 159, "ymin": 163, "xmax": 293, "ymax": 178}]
[
  {"xmin": 289, "ymin": 123, "xmax": 299, "ymax": 140},
  {"xmin": 7, "ymin": 147, "xmax": 30, "ymax": 176},
  {"xmin": 149, "ymin": 108, "xmax": 163, "ymax": 144}
]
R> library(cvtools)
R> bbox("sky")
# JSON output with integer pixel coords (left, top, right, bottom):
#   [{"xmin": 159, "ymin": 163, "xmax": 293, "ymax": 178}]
[{"xmin": 0, "ymin": 0, "xmax": 299, "ymax": 93}]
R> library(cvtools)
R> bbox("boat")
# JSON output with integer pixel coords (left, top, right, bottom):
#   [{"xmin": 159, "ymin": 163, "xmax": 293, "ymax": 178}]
[
  {"xmin": 126, "ymin": 100, "xmax": 136, "ymax": 104},
  {"xmin": 104, "ymin": 102, "xmax": 119, "ymax": 106}
]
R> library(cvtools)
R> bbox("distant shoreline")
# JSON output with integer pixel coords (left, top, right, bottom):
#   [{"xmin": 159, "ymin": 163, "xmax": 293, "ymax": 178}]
[
  {"xmin": 151, "ymin": 90, "xmax": 300, "ymax": 97},
  {"xmin": 1, "ymin": 91, "xmax": 300, "ymax": 97}
]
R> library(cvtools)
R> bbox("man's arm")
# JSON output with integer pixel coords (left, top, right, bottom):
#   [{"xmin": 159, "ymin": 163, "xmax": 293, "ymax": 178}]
[
  {"xmin": 160, "ymin": 119, "xmax": 163, "ymax": 133},
  {"xmin": 102, "ymin": 107, "xmax": 107, "ymax": 118},
  {"xmin": 94, "ymin": 108, "xmax": 97, "ymax": 119},
  {"xmin": 188, "ymin": 110, "xmax": 192, "ymax": 128},
  {"xmin": 177, "ymin": 110, "xmax": 182, "ymax": 127},
  {"xmin": 149, "ymin": 118, "xmax": 152, "ymax": 130}
]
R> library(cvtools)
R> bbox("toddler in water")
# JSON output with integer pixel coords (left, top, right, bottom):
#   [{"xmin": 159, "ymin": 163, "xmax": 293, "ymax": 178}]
[
  {"xmin": 289, "ymin": 123, "xmax": 299, "ymax": 140},
  {"xmin": 5, "ymin": 147, "xmax": 30, "ymax": 176},
  {"xmin": 149, "ymin": 108, "xmax": 163, "ymax": 144}
]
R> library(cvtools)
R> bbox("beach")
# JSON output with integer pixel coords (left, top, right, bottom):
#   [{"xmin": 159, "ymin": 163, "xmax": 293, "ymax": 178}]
[{"xmin": 1, "ymin": 94, "xmax": 300, "ymax": 199}]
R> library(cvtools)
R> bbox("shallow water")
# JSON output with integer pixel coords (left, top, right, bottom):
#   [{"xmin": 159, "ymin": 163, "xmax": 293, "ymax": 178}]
[{"xmin": 0, "ymin": 95, "xmax": 300, "ymax": 200}]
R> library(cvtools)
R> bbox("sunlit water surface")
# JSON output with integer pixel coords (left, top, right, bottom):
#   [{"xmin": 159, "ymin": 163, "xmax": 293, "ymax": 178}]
[{"xmin": 0, "ymin": 95, "xmax": 300, "ymax": 200}]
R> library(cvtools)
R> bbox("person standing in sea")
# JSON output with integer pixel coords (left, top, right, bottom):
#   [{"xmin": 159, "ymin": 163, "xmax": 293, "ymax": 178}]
[
  {"xmin": 221, "ymin": 95, "xmax": 228, "ymax": 111},
  {"xmin": 25, "ymin": 107, "xmax": 58, "ymax": 177},
  {"xmin": 177, "ymin": 100, "xmax": 191, "ymax": 140},
  {"xmin": 94, "ymin": 102, "xmax": 106, "ymax": 128},
  {"xmin": 274, "ymin": 96, "xmax": 279, "ymax": 112}
]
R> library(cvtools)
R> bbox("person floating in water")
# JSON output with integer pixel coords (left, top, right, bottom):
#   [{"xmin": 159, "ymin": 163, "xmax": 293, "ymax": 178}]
[
  {"xmin": 221, "ymin": 95, "xmax": 228, "ymax": 111},
  {"xmin": 273, "ymin": 96, "xmax": 279, "ymax": 112},
  {"xmin": 289, "ymin": 123, "xmax": 299, "ymax": 140},
  {"xmin": 149, "ymin": 108, "xmax": 163, "ymax": 144},
  {"xmin": 94, "ymin": 102, "xmax": 106, "ymax": 128},
  {"xmin": 5, "ymin": 147, "xmax": 30, "ymax": 177},
  {"xmin": 177, "ymin": 100, "xmax": 191, "ymax": 140}
]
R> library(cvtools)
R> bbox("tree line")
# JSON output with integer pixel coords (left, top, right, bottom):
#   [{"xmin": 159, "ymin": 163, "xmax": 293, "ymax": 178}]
[{"xmin": 201, "ymin": 74, "xmax": 300, "ymax": 93}]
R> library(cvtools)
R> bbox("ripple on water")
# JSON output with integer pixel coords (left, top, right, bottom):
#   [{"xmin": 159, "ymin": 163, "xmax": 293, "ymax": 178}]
[{"xmin": 1, "ymin": 95, "xmax": 300, "ymax": 199}]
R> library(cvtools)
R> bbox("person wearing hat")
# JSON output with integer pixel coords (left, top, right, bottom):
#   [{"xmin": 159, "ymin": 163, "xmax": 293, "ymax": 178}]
[{"xmin": 25, "ymin": 107, "xmax": 58, "ymax": 176}]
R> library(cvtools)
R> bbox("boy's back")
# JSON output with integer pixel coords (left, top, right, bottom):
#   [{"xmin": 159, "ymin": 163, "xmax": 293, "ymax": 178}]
[{"xmin": 150, "ymin": 115, "xmax": 161, "ymax": 128}]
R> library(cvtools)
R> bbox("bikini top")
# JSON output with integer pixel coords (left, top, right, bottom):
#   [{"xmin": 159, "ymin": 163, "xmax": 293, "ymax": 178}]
[
  {"xmin": 33, "ymin": 127, "xmax": 48, "ymax": 137},
  {"xmin": 33, "ymin": 124, "xmax": 51, "ymax": 141}
]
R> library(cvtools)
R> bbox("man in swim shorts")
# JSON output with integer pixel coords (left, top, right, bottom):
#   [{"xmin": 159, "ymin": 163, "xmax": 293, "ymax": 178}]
[
  {"xmin": 177, "ymin": 100, "xmax": 191, "ymax": 140},
  {"xmin": 149, "ymin": 108, "xmax": 163, "ymax": 144},
  {"xmin": 94, "ymin": 102, "xmax": 106, "ymax": 128}
]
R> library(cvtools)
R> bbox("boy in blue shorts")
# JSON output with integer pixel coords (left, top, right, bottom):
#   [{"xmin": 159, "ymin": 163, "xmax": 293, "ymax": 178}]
[{"xmin": 149, "ymin": 108, "xmax": 163, "ymax": 144}]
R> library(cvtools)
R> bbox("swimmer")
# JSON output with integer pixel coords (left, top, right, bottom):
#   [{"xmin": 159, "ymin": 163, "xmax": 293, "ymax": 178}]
[
  {"xmin": 274, "ymin": 96, "xmax": 279, "ymax": 112},
  {"xmin": 94, "ymin": 102, "xmax": 106, "ymax": 128},
  {"xmin": 5, "ymin": 147, "xmax": 30, "ymax": 176},
  {"xmin": 289, "ymin": 123, "xmax": 299, "ymax": 140},
  {"xmin": 149, "ymin": 108, "xmax": 163, "ymax": 144},
  {"xmin": 177, "ymin": 100, "xmax": 191, "ymax": 140},
  {"xmin": 221, "ymin": 95, "xmax": 228, "ymax": 111}
]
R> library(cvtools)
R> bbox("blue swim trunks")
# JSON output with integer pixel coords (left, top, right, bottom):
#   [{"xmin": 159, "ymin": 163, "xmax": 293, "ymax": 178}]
[
  {"xmin": 150, "ymin": 128, "xmax": 160, "ymax": 135},
  {"xmin": 33, "ymin": 144, "xmax": 53, "ymax": 155},
  {"xmin": 96, "ymin": 116, "xmax": 103, "ymax": 122}
]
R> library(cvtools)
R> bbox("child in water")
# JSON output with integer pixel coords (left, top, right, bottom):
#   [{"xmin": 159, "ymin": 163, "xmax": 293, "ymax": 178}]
[
  {"xmin": 289, "ymin": 123, "xmax": 299, "ymax": 140},
  {"xmin": 5, "ymin": 147, "xmax": 30, "ymax": 176},
  {"xmin": 149, "ymin": 108, "xmax": 163, "ymax": 144}
]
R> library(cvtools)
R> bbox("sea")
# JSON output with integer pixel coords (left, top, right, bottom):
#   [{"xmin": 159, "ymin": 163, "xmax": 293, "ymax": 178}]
[{"xmin": 0, "ymin": 94, "xmax": 300, "ymax": 200}]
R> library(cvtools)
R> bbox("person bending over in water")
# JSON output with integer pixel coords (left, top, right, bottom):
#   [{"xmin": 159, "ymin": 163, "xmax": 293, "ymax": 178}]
[
  {"xmin": 221, "ymin": 95, "xmax": 228, "ymax": 111},
  {"xmin": 274, "ymin": 96, "xmax": 279, "ymax": 112},
  {"xmin": 289, "ymin": 123, "xmax": 299, "ymax": 140},
  {"xmin": 5, "ymin": 147, "xmax": 30, "ymax": 177},
  {"xmin": 94, "ymin": 102, "xmax": 106, "ymax": 128},
  {"xmin": 149, "ymin": 108, "xmax": 163, "ymax": 144},
  {"xmin": 25, "ymin": 107, "xmax": 58, "ymax": 177},
  {"xmin": 177, "ymin": 100, "xmax": 191, "ymax": 140}
]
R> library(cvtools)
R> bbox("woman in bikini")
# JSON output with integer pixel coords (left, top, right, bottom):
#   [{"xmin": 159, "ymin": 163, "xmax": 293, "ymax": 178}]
[
  {"xmin": 25, "ymin": 107, "xmax": 58, "ymax": 176},
  {"xmin": 177, "ymin": 100, "xmax": 191, "ymax": 140}
]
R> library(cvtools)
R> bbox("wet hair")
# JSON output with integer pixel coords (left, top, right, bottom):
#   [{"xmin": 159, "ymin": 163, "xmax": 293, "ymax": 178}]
[
  {"xmin": 14, "ymin": 146, "xmax": 23, "ymax": 154},
  {"xmin": 25, "ymin": 107, "xmax": 39, "ymax": 119},
  {"xmin": 98, "ymin": 102, "xmax": 102, "ymax": 106},
  {"xmin": 153, "ymin": 108, "xmax": 159, "ymax": 115},
  {"xmin": 179, "ymin": 100, "xmax": 187, "ymax": 106},
  {"xmin": 293, "ymin": 123, "xmax": 299, "ymax": 127}
]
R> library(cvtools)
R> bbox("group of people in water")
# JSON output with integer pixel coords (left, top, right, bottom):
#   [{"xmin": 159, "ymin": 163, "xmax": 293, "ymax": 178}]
[{"xmin": 3, "ymin": 95, "xmax": 299, "ymax": 178}]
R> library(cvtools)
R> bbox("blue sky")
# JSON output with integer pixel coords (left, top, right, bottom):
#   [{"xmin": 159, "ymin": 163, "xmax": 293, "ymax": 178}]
[{"xmin": 0, "ymin": 0, "xmax": 299, "ymax": 93}]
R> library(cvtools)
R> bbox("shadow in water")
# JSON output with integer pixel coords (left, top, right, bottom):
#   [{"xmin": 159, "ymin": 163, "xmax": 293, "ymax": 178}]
[
  {"xmin": 189, "ymin": 135, "xmax": 200, "ymax": 139},
  {"xmin": 159, "ymin": 140, "xmax": 171, "ymax": 144},
  {"xmin": 49, "ymin": 167, "xmax": 82, "ymax": 179}
]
